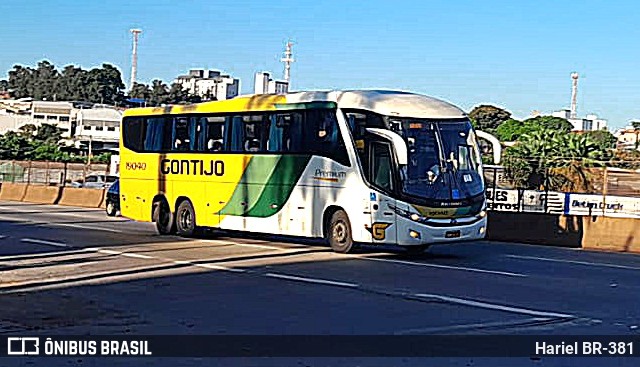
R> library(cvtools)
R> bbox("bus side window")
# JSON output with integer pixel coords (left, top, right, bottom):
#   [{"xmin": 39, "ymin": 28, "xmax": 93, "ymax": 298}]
[
  {"xmin": 268, "ymin": 113, "xmax": 295, "ymax": 152},
  {"xmin": 304, "ymin": 109, "xmax": 350, "ymax": 166},
  {"xmin": 172, "ymin": 117, "xmax": 191, "ymax": 151},
  {"xmin": 202, "ymin": 116, "xmax": 226, "ymax": 152},
  {"xmin": 228, "ymin": 116, "xmax": 244, "ymax": 152},
  {"xmin": 123, "ymin": 117, "xmax": 145, "ymax": 152},
  {"xmin": 243, "ymin": 115, "xmax": 268, "ymax": 152},
  {"xmin": 143, "ymin": 117, "xmax": 167, "ymax": 152}
]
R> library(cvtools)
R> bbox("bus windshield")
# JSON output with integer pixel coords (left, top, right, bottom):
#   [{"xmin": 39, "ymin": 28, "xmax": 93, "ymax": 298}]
[{"xmin": 390, "ymin": 119, "xmax": 483, "ymax": 201}]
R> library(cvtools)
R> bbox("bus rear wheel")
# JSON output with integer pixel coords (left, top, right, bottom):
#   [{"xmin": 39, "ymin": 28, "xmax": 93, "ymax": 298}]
[
  {"xmin": 328, "ymin": 210, "xmax": 354, "ymax": 253},
  {"xmin": 176, "ymin": 200, "xmax": 197, "ymax": 237},
  {"xmin": 153, "ymin": 200, "xmax": 175, "ymax": 235}
]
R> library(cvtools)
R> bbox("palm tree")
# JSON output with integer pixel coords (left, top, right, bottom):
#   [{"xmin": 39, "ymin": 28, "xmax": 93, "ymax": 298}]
[{"xmin": 503, "ymin": 129, "xmax": 603, "ymax": 192}]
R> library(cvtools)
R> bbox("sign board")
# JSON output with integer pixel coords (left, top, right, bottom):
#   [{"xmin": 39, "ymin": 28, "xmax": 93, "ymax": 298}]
[{"xmin": 563, "ymin": 194, "xmax": 640, "ymax": 219}]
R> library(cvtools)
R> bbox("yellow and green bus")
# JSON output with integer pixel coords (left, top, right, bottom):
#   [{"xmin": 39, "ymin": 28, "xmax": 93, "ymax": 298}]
[{"xmin": 119, "ymin": 90, "xmax": 487, "ymax": 253}]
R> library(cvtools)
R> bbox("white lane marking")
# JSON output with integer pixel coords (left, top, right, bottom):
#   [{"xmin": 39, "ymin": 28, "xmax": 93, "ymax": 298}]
[
  {"xmin": 0, "ymin": 248, "xmax": 93, "ymax": 261},
  {"xmin": 355, "ymin": 256, "xmax": 526, "ymax": 278},
  {"xmin": 46, "ymin": 223, "xmax": 124, "ymax": 233},
  {"xmin": 192, "ymin": 263, "xmax": 246, "ymax": 273},
  {"xmin": 98, "ymin": 249, "xmax": 122, "ymax": 255},
  {"xmin": 202, "ymin": 239, "xmax": 291, "ymax": 251},
  {"xmin": 506, "ymin": 254, "xmax": 640, "ymax": 271},
  {"xmin": 119, "ymin": 252, "xmax": 154, "ymax": 259},
  {"xmin": 395, "ymin": 317, "xmax": 552, "ymax": 334},
  {"xmin": 414, "ymin": 293, "xmax": 574, "ymax": 318},
  {"xmin": 265, "ymin": 272, "xmax": 359, "ymax": 288},
  {"xmin": 173, "ymin": 260, "xmax": 192, "ymax": 265},
  {"xmin": 21, "ymin": 238, "xmax": 68, "ymax": 248}
]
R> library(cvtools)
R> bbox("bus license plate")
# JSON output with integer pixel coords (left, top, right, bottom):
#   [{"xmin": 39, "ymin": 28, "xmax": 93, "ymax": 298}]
[{"xmin": 445, "ymin": 230, "xmax": 461, "ymax": 238}]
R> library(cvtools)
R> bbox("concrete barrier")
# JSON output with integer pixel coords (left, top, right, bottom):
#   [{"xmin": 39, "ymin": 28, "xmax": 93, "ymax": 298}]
[
  {"xmin": 581, "ymin": 216, "xmax": 640, "ymax": 252},
  {"xmin": 57, "ymin": 187, "xmax": 105, "ymax": 208},
  {"xmin": 486, "ymin": 212, "xmax": 583, "ymax": 248},
  {"xmin": 487, "ymin": 211, "xmax": 640, "ymax": 253},
  {"xmin": 23, "ymin": 185, "xmax": 61, "ymax": 204},
  {"xmin": 0, "ymin": 183, "xmax": 28, "ymax": 201}
]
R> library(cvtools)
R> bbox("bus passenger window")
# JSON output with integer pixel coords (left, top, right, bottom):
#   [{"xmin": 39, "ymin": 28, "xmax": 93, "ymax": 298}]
[
  {"xmin": 143, "ymin": 117, "xmax": 168, "ymax": 152},
  {"xmin": 268, "ymin": 114, "xmax": 294, "ymax": 152},
  {"xmin": 242, "ymin": 115, "xmax": 268, "ymax": 152},
  {"xmin": 202, "ymin": 116, "xmax": 225, "ymax": 152},
  {"xmin": 173, "ymin": 117, "xmax": 190, "ymax": 151}
]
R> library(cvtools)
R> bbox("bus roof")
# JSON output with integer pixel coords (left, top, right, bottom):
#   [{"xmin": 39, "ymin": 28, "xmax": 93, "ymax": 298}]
[{"xmin": 122, "ymin": 89, "xmax": 467, "ymax": 120}]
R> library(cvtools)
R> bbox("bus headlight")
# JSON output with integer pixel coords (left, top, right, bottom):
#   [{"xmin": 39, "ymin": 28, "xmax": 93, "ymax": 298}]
[
  {"xmin": 479, "ymin": 210, "xmax": 487, "ymax": 218},
  {"xmin": 409, "ymin": 230, "xmax": 421, "ymax": 239},
  {"xmin": 479, "ymin": 226, "xmax": 486, "ymax": 235},
  {"xmin": 410, "ymin": 213, "xmax": 420, "ymax": 221}
]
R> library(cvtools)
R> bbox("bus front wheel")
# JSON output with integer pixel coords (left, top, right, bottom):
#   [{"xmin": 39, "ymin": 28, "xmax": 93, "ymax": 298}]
[
  {"xmin": 176, "ymin": 200, "xmax": 197, "ymax": 237},
  {"xmin": 328, "ymin": 210, "xmax": 354, "ymax": 253},
  {"xmin": 153, "ymin": 200, "xmax": 175, "ymax": 235}
]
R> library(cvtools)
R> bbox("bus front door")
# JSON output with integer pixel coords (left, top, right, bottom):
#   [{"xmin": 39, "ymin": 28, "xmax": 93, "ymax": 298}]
[{"xmin": 368, "ymin": 141, "xmax": 397, "ymax": 245}]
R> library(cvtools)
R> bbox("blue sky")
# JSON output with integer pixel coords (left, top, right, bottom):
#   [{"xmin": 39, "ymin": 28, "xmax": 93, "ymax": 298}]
[{"xmin": 1, "ymin": 0, "xmax": 639, "ymax": 129}]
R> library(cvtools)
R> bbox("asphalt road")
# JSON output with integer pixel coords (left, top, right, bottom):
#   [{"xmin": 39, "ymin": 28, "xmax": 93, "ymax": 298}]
[{"xmin": 0, "ymin": 201, "xmax": 639, "ymax": 366}]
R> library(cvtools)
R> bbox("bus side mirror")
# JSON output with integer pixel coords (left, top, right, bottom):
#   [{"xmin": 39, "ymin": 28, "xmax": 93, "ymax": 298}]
[{"xmin": 365, "ymin": 128, "xmax": 408, "ymax": 165}]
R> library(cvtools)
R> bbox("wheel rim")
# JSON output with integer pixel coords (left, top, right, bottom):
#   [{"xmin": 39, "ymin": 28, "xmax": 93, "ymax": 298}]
[
  {"xmin": 179, "ymin": 209, "xmax": 192, "ymax": 230},
  {"xmin": 107, "ymin": 203, "xmax": 114, "ymax": 213},
  {"xmin": 332, "ymin": 221, "xmax": 348, "ymax": 243}
]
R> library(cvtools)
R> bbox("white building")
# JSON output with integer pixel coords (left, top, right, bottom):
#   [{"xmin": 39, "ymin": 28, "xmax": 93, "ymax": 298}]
[
  {"xmin": 551, "ymin": 109, "xmax": 608, "ymax": 131},
  {"xmin": 31, "ymin": 101, "xmax": 76, "ymax": 138},
  {"xmin": 254, "ymin": 72, "xmax": 289, "ymax": 95},
  {"xmin": 174, "ymin": 69, "xmax": 239, "ymax": 101},
  {"xmin": 74, "ymin": 108, "xmax": 122, "ymax": 152},
  {"xmin": 0, "ymin": 100, "xmax": 121, "ymax": 152},
  {"xmin": 614, "ymin": 123, "xmax": 640, "ymax": 151}
]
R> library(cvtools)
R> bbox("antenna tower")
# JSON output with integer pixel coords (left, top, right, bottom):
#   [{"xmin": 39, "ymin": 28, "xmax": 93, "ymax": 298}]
[
  {"xmin": 570, "ymin": 72, "xmax": 579, "ymax": 119},
  {"xmin": 281, "ymin": 41, "xmax": 295, "ymax": 85},
  {"xmin": 130, "ymin": 29, "xmax": 142, "ymax": 91}
]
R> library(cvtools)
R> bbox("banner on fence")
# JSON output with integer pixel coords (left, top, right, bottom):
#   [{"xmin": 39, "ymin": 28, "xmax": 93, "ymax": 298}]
[{"xmin": 564, "ymin": 193, "xmax": 640, "ymax": 219}]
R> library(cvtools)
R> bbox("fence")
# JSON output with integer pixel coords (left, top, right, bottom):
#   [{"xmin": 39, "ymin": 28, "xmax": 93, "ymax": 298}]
[
  {"xmin": 484, "ymin": 165, "xmax": 640, "ymax": 218},
  {"xmin": 0, "ymin": 160, "xmax": 111, "ymax": 186}
]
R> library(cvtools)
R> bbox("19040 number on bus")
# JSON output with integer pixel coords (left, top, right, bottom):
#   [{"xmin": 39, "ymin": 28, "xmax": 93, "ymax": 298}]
[{"xmin": 125, "ymin": 162, "xmax": 147, "ymax": 170}]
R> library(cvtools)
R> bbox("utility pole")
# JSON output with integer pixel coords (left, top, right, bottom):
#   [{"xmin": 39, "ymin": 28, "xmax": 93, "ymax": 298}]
[{"xmin": 130, "ymin": 29, "xmax": 142, "ymax": 92}]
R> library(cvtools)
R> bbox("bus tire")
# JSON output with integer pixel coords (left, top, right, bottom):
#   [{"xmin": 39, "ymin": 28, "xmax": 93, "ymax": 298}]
[
  {"xmin": 105, "ymin": 200, "xmax": 117, "ymax": 217},
  {"xmin": 153, "ymin": 200, "xmax": 175, "ymax": 235},
  {"xmin": 328, "ymin": 210, "xmax": 354, "ymax": 253},
  {"xmin": 176, "ymin": 200, "xmax": 197, "ymax": 237}
]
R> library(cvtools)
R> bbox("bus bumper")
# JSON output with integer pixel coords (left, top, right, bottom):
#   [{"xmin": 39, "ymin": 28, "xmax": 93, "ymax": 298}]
[{"xmin": 396, "ymin": 217, "xmax": 487, "ymax": 247}]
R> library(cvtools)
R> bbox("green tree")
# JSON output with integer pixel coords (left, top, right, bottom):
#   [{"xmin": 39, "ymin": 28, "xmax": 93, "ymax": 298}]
[
  {"xmin": 503, "ymin": 129, "xmax": 605, "ymax": 192},
  {"xmin": 5, "ymin": 61, "xmax": 125, "ymax": 104},
  {"xmin": 0, "ymin": 79, "xmax": 8, "ymax": 92},
  {"xmin": 32, "ymin": 61, "xmax": 60, "ymax": 100},
  {"xmin": 167, "ymin": 83, "xmax": 190, "ymax": 104},
  {"xmin": 129, "ymin": 82, "xmax": 151, "ymax": 102},
  {"xmin": 524, "ymin": 115, "xmax": 573, "ymax": 132},
  {"xmin": 149, "ymin": 79, "xmax": 170, "ymax": 106},
  {"xmin": 494, "ymin": 118, "xmax": 526, "ymax": 141},
  {"xmin": 0, "ymin": 131, "xmax": 31, "ymax": 159},
  {"xmin": 7, "ymin": 65, "xmax": 35, "ymax": 98},
  {"xmin": 468, "ymin": 105, "xmax": 511, "ymax": 132},
  {"xmin": 583, "ymin": 130, "xmax": 617, "ymax": 151}
]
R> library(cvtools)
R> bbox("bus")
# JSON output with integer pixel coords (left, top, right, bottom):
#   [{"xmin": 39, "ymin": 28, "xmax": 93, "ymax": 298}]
[{"xmin": 119, "ymin": 90, "xmax": 487, "ymax": 254}]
